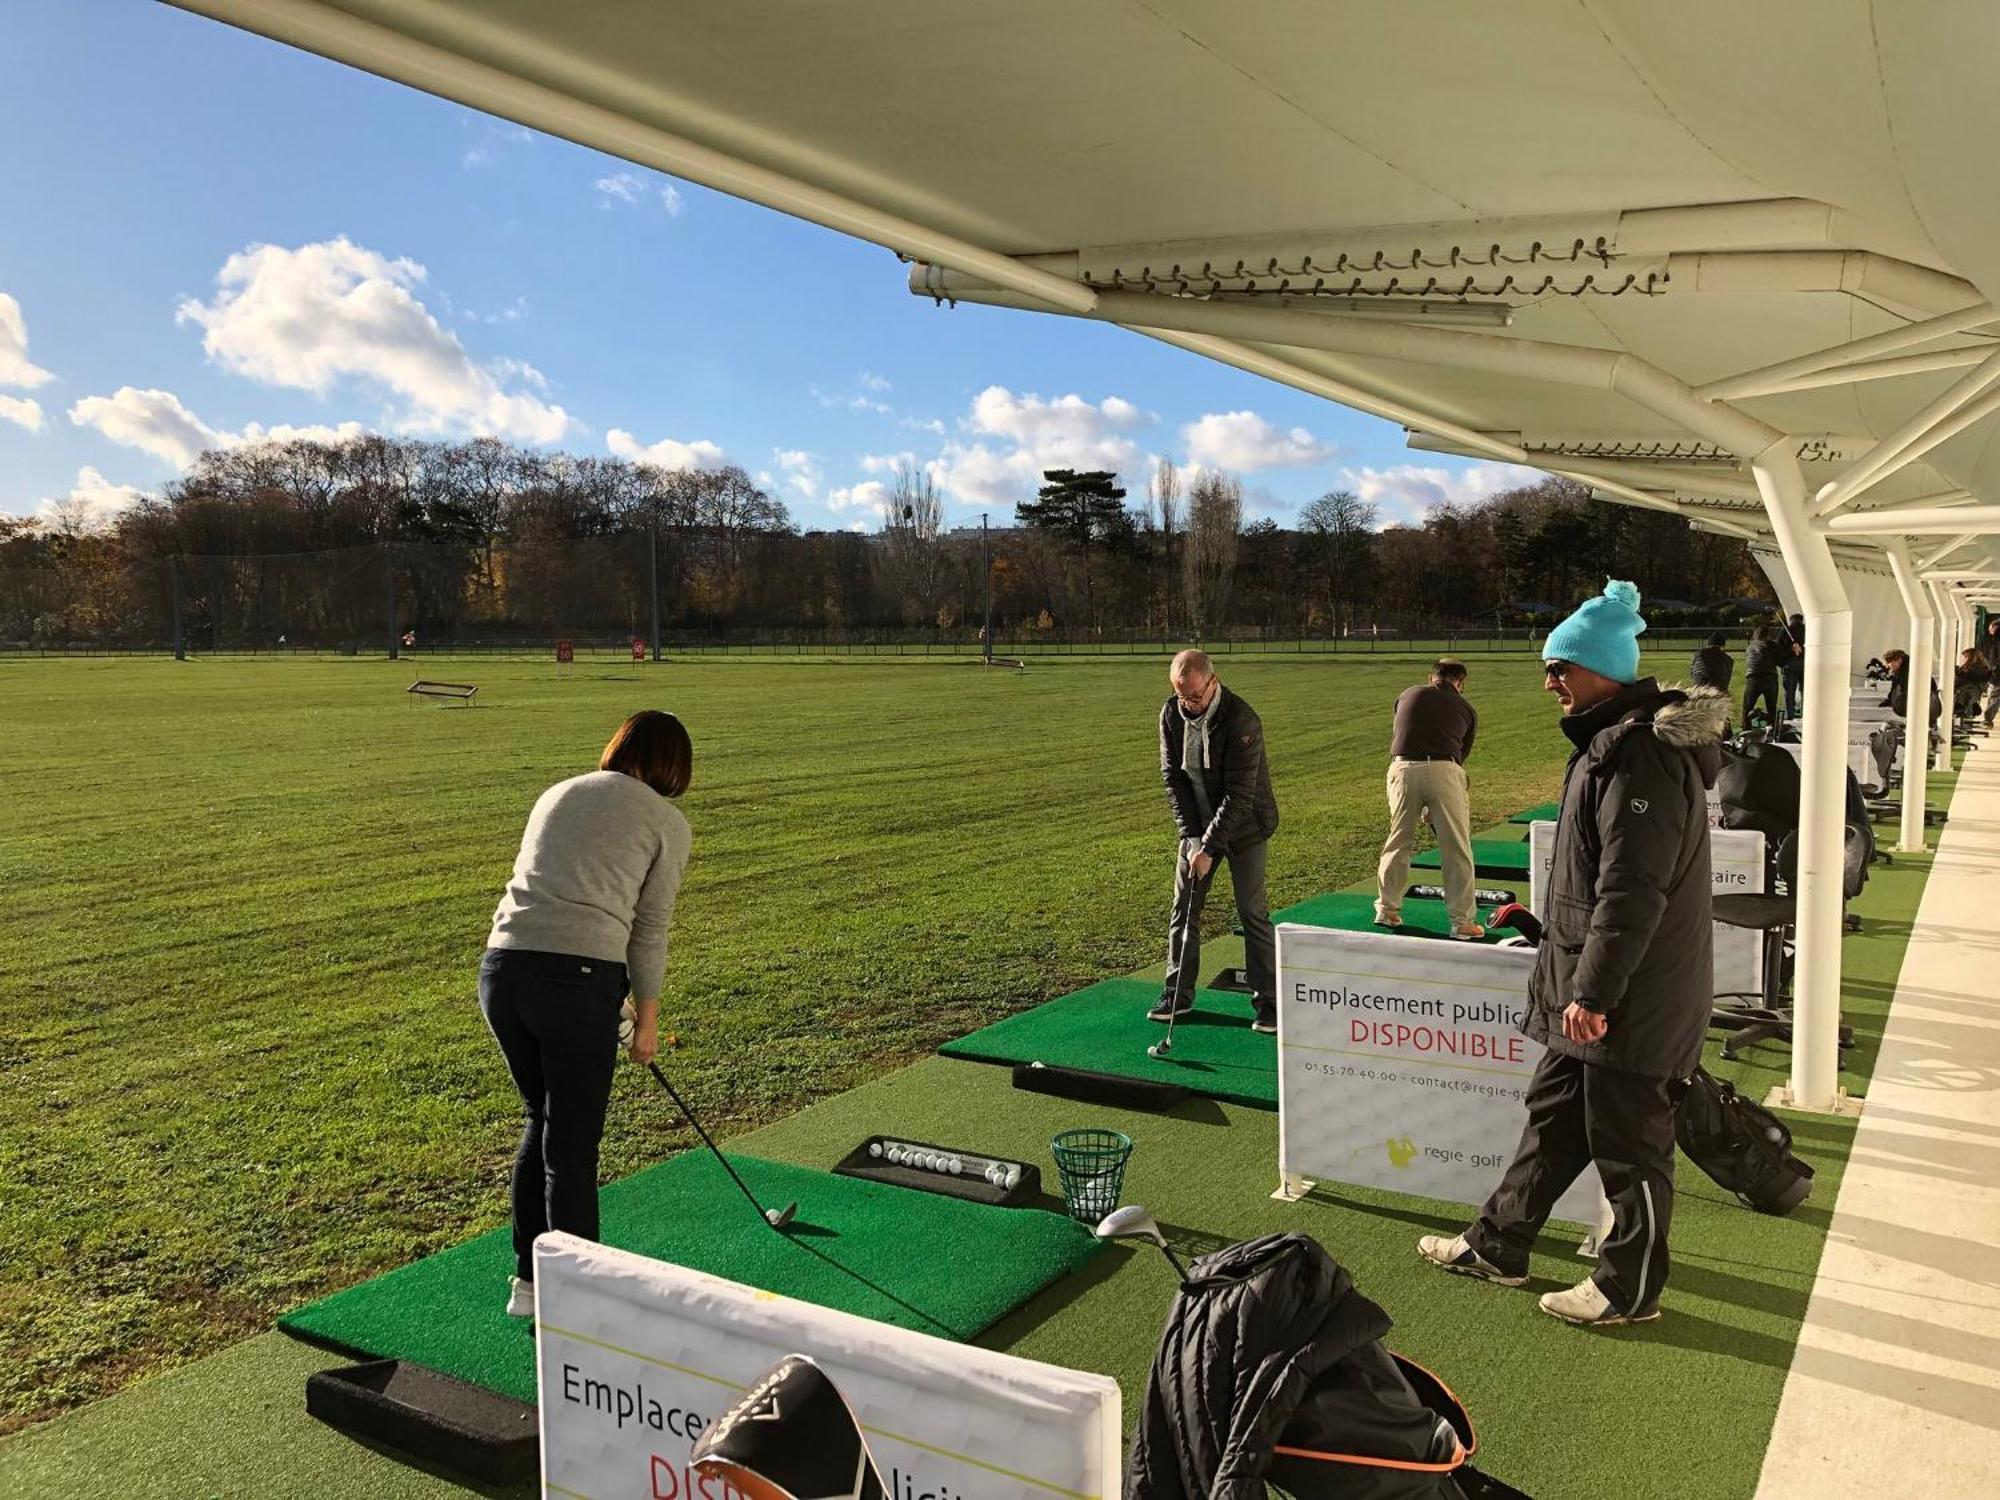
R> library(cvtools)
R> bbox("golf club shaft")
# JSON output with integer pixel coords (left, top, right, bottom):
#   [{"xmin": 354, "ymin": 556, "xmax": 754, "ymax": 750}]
[
  {"xmin": 646, "ymin": 1062, "xmax": 788, "ymax": 1229},
  {"xmin": 1161, "ymin": 848, "xmax": 1202, "ymax": 1049}
]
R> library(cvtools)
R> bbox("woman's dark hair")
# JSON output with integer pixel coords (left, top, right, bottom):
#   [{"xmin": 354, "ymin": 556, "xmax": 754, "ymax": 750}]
[{"xmin": 600, "ymin": 710, "xmax": 693, "ymax": 797}]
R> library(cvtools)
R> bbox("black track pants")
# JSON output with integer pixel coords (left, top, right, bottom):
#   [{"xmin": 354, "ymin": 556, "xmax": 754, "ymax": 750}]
[{"xmin": 1466, "ymin": 1050, "xmax": 1677, "ymax": 1314}]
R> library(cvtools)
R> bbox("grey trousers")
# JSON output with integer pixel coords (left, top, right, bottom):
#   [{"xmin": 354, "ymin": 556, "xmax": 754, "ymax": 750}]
[{"xmin": 1163, "ymin": 836, "xmax": 1276, "ymax": 1016}]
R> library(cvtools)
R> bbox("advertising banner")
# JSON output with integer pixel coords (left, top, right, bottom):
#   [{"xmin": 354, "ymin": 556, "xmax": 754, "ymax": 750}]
[
  {"xmin": 1527, "ymin": 821, "xmax": 1766, "ymax": 1000},
  {"xmin": 1275, "ymin": 925, "xmax": 1600, "ymax": 1226},
  {"xmin": 534, "ymin": 1234, "xmax": 1121, "ymax": 1500}
]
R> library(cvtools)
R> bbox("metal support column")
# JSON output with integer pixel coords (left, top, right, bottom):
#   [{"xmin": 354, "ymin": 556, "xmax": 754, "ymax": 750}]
[
  {"xmin": 981, "ymin": 512, "xmax": 993, "ymax": 665},
  {"xmin": 1886, "ymin": 544, "xmax": 1932, "ymax": 851},
  {"xmin": 1933, "ymin": 583, "xmax": 1958, "ymax": 772},
  {"xmin": 1752, "ymin": 446, "xmax": 1852, "ymax": 1113}
]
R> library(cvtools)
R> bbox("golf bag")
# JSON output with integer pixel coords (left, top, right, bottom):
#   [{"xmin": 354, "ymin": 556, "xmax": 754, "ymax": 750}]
[
  {"xmin": 1127, "ymin": 1232, "xmax": 1530, "ymax": 1500},
  {"xmin": 1674, "ymin": 1067, "xmax": 1815, "ymax": 1215}
]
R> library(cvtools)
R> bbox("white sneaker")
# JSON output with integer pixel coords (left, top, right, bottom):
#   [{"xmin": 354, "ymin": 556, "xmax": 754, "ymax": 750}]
[
  {"xmin": 1416, "ymin": 1233, "xmax": 1526, "ymax": 1288},
  {"xmin": 1538, "ymin": 1277, "xmax": 1659, "ymax": 1326},
  {"xmin": 1450, "ymin": 923, "xmax": 1486, "ymax": 942},
  {"xmin": 506, "ymin": 1276, "xmax": 534, "ymax": 1319}
]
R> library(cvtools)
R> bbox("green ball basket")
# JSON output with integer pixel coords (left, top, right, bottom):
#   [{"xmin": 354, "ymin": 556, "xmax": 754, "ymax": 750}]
[{"xmin": 1050, "ymin": 1127, "xmax": 1134, "ymax": 1225}]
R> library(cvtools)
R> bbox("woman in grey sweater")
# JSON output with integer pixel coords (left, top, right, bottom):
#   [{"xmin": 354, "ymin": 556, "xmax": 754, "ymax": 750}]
[{"xmin": 482, "ymin": 710, "xmax": 694, "ymax": 1316}]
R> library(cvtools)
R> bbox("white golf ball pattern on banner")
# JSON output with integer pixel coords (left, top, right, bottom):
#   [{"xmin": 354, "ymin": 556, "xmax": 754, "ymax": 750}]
[{"xmin": 874, "ymin": 1139, "xmax": 1021, "ymax": 1191}]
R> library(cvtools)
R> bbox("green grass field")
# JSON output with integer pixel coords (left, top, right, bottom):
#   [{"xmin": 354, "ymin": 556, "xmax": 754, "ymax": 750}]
[{"xmin": 0, "ymin": 649, "xmax": 1579, "ymax": 1433}]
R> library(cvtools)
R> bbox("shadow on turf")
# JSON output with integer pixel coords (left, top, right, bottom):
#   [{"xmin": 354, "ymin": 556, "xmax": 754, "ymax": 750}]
[
  {"xmin": 972, "ymin": 1239, "xmax": 1140, "ymax": 1351},
  {"xmin": 338, "ymin": 1431, "xmax": 535, "ymax": 1500}
]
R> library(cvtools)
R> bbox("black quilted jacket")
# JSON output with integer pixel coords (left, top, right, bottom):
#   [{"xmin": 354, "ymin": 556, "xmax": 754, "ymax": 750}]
[{"xmin": 1126, "ymin": 1233, "xmax": 1460, "ymax": 1500}]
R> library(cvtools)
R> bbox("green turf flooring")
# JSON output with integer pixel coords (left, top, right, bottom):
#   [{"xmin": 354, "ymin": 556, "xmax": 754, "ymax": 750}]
[
  {"xmin": 278, "ymin": 1151, "xmax": 1098, "ymax": 1403},
  {"xmin": 1410, "ymin": 838, "xmax": 1534, "ymax": 875},
  {"xmin": 1271, "ymin": 888, "xmax": 1507, "ymax": 940},
  {"xmin": 939, "ymin": 976, "xmax": 1279, "ymax": 1108},
  {"xmin": 1507, "ymin": 801, "xmax": 1561, "ymax": 824}
]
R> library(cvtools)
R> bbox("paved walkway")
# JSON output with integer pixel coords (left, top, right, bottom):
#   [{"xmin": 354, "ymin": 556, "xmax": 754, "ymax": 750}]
[{"xmin": 1757, "ymin": 746, "xmax": 2000, "ymax": 1497}]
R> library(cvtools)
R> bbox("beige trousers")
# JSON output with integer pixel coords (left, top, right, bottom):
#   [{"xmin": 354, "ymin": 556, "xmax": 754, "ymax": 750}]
[{"xmin": 1375, "ymin": 758, "xmax": 1476, "ymax": 927}]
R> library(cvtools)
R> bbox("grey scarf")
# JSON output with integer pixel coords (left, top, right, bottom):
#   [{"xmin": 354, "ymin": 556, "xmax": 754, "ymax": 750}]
[{"xmin": 1181, "ymin": 686, "xmax": 1223, "ymax": 820}]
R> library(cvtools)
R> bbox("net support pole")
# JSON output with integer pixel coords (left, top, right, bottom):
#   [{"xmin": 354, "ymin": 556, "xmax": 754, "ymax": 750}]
[
  {"xmin": 981, "ymin": 512, "xmax": 993, "ymax": 665},
  {"xmin": 1934, "ymin": 585, "xmax": 1960, "ymax": 773},
  {"xmin": 649, "ymin": 525, "xmax": 663, "ymax": 662},
  {"xmin": 1886, "ymin": 544, "xmax": 1933, "ymax": 852},
  {"xmin": 384, "ymin": 539, "xmax": 398, "ymax": 659},
  {"xmin": 168, "ymin": 556, "xmax": 186, "ymax": 661}
]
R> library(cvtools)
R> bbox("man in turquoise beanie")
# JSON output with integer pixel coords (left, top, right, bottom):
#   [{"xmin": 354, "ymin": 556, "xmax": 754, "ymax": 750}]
[{"xmin": 1420, "ymin": 580, "xmax": 1728, "ymax": 1327}]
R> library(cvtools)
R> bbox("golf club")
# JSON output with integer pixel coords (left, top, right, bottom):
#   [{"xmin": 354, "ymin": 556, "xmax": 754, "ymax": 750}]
[
  {"xmin": 1149, "ymin": 857, "xmax": 1202, "ymax": 1059},
  {"xmin": 644, "ymin": 1062, "xmax": 798, "ymax": 1231},
  {"xmin": 1094, "ymin": 1204, "xmax": 1191, "ymax": 1282}
]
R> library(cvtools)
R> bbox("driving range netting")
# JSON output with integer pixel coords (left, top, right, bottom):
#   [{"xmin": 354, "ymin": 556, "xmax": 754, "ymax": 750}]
[
  {"xmin": 939, "ymin": 977, "xmax": 1279, "ymax": 1108},
  {"xmin": 278, "ymin": 1152, "xmax": 1099, "ymax": 1403}
]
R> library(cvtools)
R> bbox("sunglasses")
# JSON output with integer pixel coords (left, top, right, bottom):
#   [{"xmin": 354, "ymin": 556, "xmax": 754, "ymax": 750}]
[{"xmin": 1543, "ymin": 660, "xmax": 1573, "ymax": 681}]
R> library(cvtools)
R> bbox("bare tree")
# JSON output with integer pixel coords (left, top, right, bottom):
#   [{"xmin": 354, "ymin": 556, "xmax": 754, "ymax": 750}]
[
  {"xmin": 880, "ymin": 460, "xmax": 948, "ymax": 625},
  {"xmin": 1182, "ymin": 469, "xmax": 1241, "ymax": 640},
  {"xmin": 1297, "ymin": 488, "xmax": 1376, "ymax": 635},
  {"xmin": 1150, "ymin": 457, "xmax": 1181, "ymax": 634}
]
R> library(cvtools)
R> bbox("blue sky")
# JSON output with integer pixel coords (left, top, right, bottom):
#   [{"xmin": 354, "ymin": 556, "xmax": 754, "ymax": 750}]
[{"xmin": 1, "ymin": 0, "xmax": 1530, "ymax": 532}]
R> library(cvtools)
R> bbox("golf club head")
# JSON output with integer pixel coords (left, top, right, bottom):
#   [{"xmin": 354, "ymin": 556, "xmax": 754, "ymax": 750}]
[
  {"xmin": 766, "ymin": 1203, "xmax": 798, "ymax": 1231},
  {"xmin": 1094, "ymin": 1204, "xmax": 1166, "ymax": 1249},
  {"xmin": 1146, "ymin": 1039, "xmax": 1171, "ymax": 1057}
]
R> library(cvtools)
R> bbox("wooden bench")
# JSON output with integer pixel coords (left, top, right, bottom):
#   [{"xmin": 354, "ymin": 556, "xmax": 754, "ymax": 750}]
[{"xmin": 407, "ymin": 679, "xmax": 478, "ymax": 706}]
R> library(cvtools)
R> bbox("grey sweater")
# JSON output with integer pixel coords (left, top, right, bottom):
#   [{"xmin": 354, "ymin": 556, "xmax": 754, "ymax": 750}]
[{"xmin": 488, "ymin": 771, "xmax": 691, "ymax": 1001}]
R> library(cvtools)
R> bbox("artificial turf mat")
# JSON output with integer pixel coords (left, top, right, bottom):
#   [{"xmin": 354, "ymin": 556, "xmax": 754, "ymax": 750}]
[
  {"xmin": 1507, "ymin": 801, "xmax": 1561, "ymax": 824},
  {"xmin": 939, "ymin": 976, "xmax": 1278, "ymax": 1108},
  {"xmin": 278, "ymin": 1151, "xmax": 1099, "ymax": 1404},
  {"xmin": 1270, "ymin": 888, "xmax": 1506, "ymax": 940},
  {"xmin": 1410, "ymin": 838, "xmax": 1534, "ymax": 876}
]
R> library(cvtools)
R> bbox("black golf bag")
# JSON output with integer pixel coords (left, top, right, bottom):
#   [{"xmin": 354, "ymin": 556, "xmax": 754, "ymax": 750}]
[
  {"xmin": 1674, "ymin": 1067, "xmax": 1815, "ymax": 1215},
  {"xmin": 1126, "ymin": 1233, "xmax": 1530, "ymax": 1499}
]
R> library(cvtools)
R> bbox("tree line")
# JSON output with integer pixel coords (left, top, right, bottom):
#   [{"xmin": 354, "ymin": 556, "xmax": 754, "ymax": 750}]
[{"xmin": 1, "ymin": 433, "xmax": 1764, "ymax": 646}]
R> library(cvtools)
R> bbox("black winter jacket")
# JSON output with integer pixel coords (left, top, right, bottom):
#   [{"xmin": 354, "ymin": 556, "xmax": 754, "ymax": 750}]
[
  {"xmin": 1160, "ymin": 687, "xmax": 1280, "ymax": 857},
  {"xmin": 1524, "ymin": 680, "xmax": 1727, "ymax": 1080},
  {"xmin": 1126, "ymin": 1234, "xmax": 1457, "ymax": 1500},
  {"xmin": 1688, "ymin": 645, "xmax": 1734, "ymax": 692},
  {"xmin": 1744, "ymin": 638, "xmax": 1784, "ymax": 680}
]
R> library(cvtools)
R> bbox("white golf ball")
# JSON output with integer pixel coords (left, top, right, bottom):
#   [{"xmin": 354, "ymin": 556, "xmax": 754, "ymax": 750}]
[
  {"xmin": 987, "ymin": 1165, "xmax": 1004, "ymax": 1186},
  {"xmin": 949, "ymin": 1157, "xmax": 962, "ymax": 1175},
  {"xmin": 927, "ymin": 1153, "xmax": 942, "ymax": 1172},
  {"xmin": 1004, "ymin": 1166, "xmax": 1021, "ymax": 1189},
  {"xmin": 890, "ymin": 1148, "xmax": 906, "ymax": 1165},
  {"xmin": 869, "ymin": 1142, "xmax": 883, "ymax": 1158}
]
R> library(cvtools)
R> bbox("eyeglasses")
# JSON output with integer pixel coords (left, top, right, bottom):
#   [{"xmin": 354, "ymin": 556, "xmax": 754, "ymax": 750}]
[{"xmin": 1543, "ymin": 660, "xmax": 1573, "ymax": 681}]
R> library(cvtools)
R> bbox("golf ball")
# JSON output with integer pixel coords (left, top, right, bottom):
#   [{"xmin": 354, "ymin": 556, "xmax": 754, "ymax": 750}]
[
  {"xmin": 869, "ymin": 1142, "xmax": 883, "ymax": 1158},
  {"xmin": 1004, "ymin": 1166, "xmax": 1021, "ymax": 1190},
  {"xmin": 949, "ymin": 1157, "xmax": 962, "ymax": 1175},
  {"xmin": 890, "ymin": 1148, "xmax": 906, "ymax": 1165}
]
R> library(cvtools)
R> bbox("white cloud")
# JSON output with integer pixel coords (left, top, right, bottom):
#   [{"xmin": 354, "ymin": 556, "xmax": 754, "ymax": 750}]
[
  {"xmin": 463, "ymin": 146, "xmax": 497, "ymax": 169},
  {"xmin": 661, "ymin": 185, "xmax": 684, "ymax": 216},
  {"xmin": 828, "ymin": 479, "xmax": 890, "ymax": 515},
  {"xmin": 859, "ymin": 450, "xmax": 916, "ymax": 475},
  {"xmin": 0, "ymin": 394, "xmax": 42, "ymax": 432},
  {"xmin": 595, "ymin": 172, "xmax": 643, "ymax": 204},
  {"xmin": 174, "ymin": 238, "xmax": 572, "ymax": 443},
  {"xmin": 902, "ymin": 415, "xmax": 947, "ymax": 436},
  {"xmin": 464, "ymin": 122, "xmax": 532, "ymax": 168},
  {"xmin": 813, "ymin": 383, "xmax": 893, "ymax": 417},
  {"xmin": 70, "ymin": 387, "xmax": 221, "ymax": 469},
  {"xmin": 773, "ymin": 448, "xmax": 820, "ymax": 500},
  {"xmin": 928, "ymin": 385, "xmax": 1148, "ymax": 510},
  {"xmin": 1182, "ymin": 410, "xmax": 1335, "ymax": 472},
  {"xmin": 607, "ymin": 427, "xmax": 726, "ymax": 472},
  {"xmin": 0, "ymin": 293, "xmax": 55, "ymax": 390},
  {"xmin": 859, "ymin": 371, "xmax": 892, "ymax": 393},
  {"xmin": 1342, "ymin": 462, "xmax": 1545, "ymax": 526},
  {"xmin": 37, "ymin": 467, "xmax": 147, "ymax": 529},
  {"xmin": 69, "ymin": 386, "xmax": 372, "ymax": 469}
]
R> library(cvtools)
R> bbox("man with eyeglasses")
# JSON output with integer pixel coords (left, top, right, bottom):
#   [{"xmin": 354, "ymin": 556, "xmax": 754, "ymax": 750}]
[
  {"xmin": 1419, "ymin": 580, "xmax": 1727, "ymax": 1327},
  {"xmin": 1153, "ymin": 649, "xmax": 1281, "ymax": 1032}
]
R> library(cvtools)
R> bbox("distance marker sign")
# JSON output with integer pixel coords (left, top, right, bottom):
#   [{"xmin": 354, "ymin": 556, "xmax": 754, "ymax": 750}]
[{"xmin": 1275, "ymin": 924, "xmax": 1600, "ymax": 1226}]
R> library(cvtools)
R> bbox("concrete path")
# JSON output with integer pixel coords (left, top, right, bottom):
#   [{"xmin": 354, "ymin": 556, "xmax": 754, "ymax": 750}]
[{"xmin": 1757, "ymin": 746, "xmax": 2000, "ymax": 1497}]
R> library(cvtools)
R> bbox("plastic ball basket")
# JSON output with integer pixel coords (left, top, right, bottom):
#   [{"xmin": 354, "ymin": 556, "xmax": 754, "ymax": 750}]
[{"xmin": 1050, "ymin": 1128, "xmax": 1134, "ymax": 1224}]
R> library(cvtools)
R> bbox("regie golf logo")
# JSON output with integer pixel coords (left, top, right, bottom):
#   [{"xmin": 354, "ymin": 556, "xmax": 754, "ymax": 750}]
[{"xmin": 1385, "ymin": 1136, "xmax": 1419, "ymax": 1170}]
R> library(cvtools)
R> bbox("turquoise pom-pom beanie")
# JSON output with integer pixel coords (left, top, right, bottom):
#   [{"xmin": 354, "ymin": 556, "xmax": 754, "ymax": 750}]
[{"xmin": 1543, "ymin": 579, "xmax": 1645, "ymax": 684}]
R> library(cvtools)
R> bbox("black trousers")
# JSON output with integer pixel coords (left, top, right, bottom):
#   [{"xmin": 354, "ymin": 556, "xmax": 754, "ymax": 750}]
[
  {"xmin": 1743, "ymin": 674, "xmax": 1781, "ymax": 728},
  {"xmin": 1466, "ymin": 1050, "xmax": 1677, "ymax": 1314},
  {"xmin": 479, "ymin": 947, "xmax": 627, "ymax": 1280}
]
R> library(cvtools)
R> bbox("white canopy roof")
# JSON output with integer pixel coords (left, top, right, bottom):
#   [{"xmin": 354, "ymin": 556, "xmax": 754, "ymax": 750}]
[{"xmin": 170, "ymin": 0, "xmax": 2000, "ymax": 1113}]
